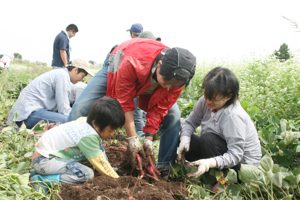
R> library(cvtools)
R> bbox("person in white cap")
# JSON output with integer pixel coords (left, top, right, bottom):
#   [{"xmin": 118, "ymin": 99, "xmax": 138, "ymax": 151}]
[
  {"xmin": 8, "ymin": 58, "xmax": 93, "ymax": 129},
  {"xmin": 0, "ymin": 53, "xmax": 14, "ymax": 72}
]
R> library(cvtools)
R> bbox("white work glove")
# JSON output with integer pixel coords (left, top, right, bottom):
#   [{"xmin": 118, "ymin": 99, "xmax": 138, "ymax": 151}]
[
  {"xmin": 187, "ymin": 158, "xmax": 217, "ymax": 178},
  {"xmin": 126, "ymin": 136, "xmax": 146, "ymax": 169},
  {"xmin": 143, "ymin": 139, "xmax": 154, "ymax": 157},
  {"xmin": 177, "ymin": 136, "xmax": 191, "ymax": 164}
]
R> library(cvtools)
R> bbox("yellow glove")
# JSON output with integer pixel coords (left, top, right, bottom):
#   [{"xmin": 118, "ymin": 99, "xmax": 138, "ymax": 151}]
[{"xmin": 88, "ymin": 154, "xmax": 119, "ymax": 178}]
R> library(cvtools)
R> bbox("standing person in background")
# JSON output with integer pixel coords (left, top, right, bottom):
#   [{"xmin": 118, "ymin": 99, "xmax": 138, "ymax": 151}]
[
  {"xmin": 127, "ymin": 23, "xmax": 143, "ymax": 38},
  {"xmin": 8, "ymin": 58, "xmax": 93, "ymax": 129},
  {"xmin": 126, "ymin": 23, "xmax": 145, "ymax": 137},
  {"xmin": 0, "ymin": 53, "xmax": 14, "ymax": 72},
  {"xmin": 52, "ymin": 24, "xmax": 78, "ymax": 69},
  {"xmin": 138, "ymin": 31, "xmax": 161, "ymax": 42}
]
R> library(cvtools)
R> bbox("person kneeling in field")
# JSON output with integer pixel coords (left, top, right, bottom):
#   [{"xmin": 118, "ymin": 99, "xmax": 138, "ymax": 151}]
[
  {"xmin": 177, "ymin": 67, "xmax": 262, "ymax": 191},
  {"xmin": 30, "ymin": 97, "xmax": 125, "ymax": 192},
  {"xmin": 8, "ymin": 58, "xmax": 93, "ymax": 129}
]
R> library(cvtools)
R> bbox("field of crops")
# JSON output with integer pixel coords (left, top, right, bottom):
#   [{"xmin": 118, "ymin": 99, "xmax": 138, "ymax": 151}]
[{"xmin": 0, "ymin": 56, "xmax": 299, "ymax": 199}]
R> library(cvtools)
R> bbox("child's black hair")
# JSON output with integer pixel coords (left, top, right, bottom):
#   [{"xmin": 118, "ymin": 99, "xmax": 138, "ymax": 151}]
[
  {"xmin": 202, "ymin": 67, "xmax": 239, "ymax": 107},
  {"xmin": 87, "ymin": 97, "xmax": 125, "ymax": 132}
]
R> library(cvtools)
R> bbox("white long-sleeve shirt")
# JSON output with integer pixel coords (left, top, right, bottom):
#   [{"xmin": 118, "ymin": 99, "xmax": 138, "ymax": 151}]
[
  {"xmin": 181, "ymin": 96, "xmax": 262, "ymax": 169},
  {"xmin": 8, "ymin": 68, "xmax": 71, "ymax": 122}
]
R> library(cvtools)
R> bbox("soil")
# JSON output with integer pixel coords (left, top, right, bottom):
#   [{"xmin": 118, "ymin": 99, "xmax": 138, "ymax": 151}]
[{"xmin": 59, "ymin": 133, "xmax": 189, "ymax": 200}]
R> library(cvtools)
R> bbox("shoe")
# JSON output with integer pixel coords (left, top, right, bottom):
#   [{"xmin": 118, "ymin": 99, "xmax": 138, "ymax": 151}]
[{"xmin": 30, "ymin": 174, "xmax": 61, "ymax": 193}]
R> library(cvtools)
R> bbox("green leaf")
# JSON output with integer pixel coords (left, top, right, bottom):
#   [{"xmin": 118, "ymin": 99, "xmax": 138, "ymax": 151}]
[
  {"xmin": 293, "ymin": 144, "xmax": 300, "ymax": 155},
  {"xmin": 227, "ymin": 169, "xmax": 237, "ymax": 184},
  {"xmin": 19, "ymin": 185, "xmax": 32, "ymax": 195},
  {"xmin": 173, "ymin": 193, "xmax": 186, "ymax": 200},
  {"xmin": 280, "ymin": 119, "xmax": 287, "ymax": 132},
  {"xmin": 24, "ymin": 152, "xmax": 33, "ymax": 158},
  {"xmin": 258, "ymin": 154, "xmax": 273, "ymax": 173},
  {"xmin": 226, "ymin": 184, "xmax": 241, "ymax": 198},
  {"xmin": 11, "ymin": 184, "xmax": 22, "ymax": 194},
  {"xmin": 272, "ymin": 172, "xmax": 282, "ymax": 188},
  {"xmin": 17, "ymin": 173, "xmax": 30, "ymax": 185},
  {"xmin": 16, "ymin": 162, "xmax": 28, "ymax": 174},
  {"xmin": 239, "ymin": 164, "xmax": 264, "ymax": 184}
]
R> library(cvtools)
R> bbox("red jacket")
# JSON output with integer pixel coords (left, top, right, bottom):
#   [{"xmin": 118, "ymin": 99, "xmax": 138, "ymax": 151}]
[{"xmin": 106, "ymin": 38, "xmax": 183, "ymax": 134}]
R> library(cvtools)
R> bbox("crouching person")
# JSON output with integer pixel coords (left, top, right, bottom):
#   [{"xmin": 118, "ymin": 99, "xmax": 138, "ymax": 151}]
[
  {"xmin": 8, "ymin": 58, "xmax": 93, "ymax": 129},
  {"xmin": 177, "ymin": 67, "xmax": 262, "ymax": 191},
  {"xmin": 30, "ymin": 97, "xmax": 125, "ymax": 192}
]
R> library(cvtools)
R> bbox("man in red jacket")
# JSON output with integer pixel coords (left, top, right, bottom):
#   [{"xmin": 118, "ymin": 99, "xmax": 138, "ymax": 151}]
[{"xmin": 67, "ymin": 38, "xmax": 196, "ymax": 174}]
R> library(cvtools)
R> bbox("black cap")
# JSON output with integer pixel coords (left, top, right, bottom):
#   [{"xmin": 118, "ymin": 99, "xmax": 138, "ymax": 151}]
[{"xmin": 161, "ymin": 47, "xmax": 196, "ymax": 77}]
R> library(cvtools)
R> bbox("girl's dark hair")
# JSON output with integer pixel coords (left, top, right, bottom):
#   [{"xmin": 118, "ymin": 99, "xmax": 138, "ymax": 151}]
[
  {"xmin": 67, "ymin": 66, "xmax": 87, "ymax": 75},
  {"xmin": 87, "ymin": 97, "xmax": 125, "ymax": 132},
  {"xmin": 202, "ymin": 67, "xmax": 239, "ymax": 107}
]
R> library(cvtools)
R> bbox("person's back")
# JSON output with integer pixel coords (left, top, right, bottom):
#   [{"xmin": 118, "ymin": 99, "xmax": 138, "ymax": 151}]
[
  {"xmin": 8, "ymin": 69, "xmax": 72, "ymax": 122},
  {"xmin": 52, "ymin": 24, "xmax": 78, "ymax": 68},
  {"xmin": 8, "ymin": 58, "xmax": 92, "ymax": 129}
]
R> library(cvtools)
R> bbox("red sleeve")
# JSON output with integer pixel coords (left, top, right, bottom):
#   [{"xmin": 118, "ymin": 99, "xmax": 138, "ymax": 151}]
[
  {"xmin": 114, "ymin": 56, "xmax": 138, "ymax": 112},
  {"xmin": 143, "ymin": 86, "xmax": 183, "ymax": 134}
]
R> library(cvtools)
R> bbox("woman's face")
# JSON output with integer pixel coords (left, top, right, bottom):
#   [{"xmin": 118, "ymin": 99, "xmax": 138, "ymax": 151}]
[{"xmin": 204, "ymin": 92, "xmax": 232, "ymax": 111}]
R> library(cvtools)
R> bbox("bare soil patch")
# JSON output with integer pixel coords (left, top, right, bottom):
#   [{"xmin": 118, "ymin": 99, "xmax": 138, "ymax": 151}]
[{"xmin": 59, "ymin": 134, "xmax": 189, "ymax": 200}]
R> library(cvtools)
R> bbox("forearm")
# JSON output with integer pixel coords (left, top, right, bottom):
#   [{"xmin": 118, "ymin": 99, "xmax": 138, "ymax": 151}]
[
  {"xmin": 60, "ymin": 50, "xmax": 68, "ymax": 66},
  {"xmin": 124, "ymin": 111, "xmax": 137, "ymax": 137}
]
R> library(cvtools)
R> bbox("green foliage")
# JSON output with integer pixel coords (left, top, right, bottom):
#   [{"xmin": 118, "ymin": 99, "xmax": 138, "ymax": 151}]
[
  {"xmin": 13, "ymin": 52, "xmax": 23, "ymax": 60},
  {"xmin": 274, "ymin": 43, "xmax": 291, "ymax": 62},
  {"xmin": 1, "ymin": 56, "xmax": 300, "ymax": 199},
  {"xmin": 89, "ymin": 60, "xmax": 95, "ymax": 65}
]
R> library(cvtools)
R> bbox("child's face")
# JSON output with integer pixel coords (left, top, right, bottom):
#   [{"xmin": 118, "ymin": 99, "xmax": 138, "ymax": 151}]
[
  {"xmin": 93, "ymin": 122, "xmax": 116, "ymax": 139},
  {"xmin": 204, "ymin": 92, "xmax": 231, "ymax": 112}
]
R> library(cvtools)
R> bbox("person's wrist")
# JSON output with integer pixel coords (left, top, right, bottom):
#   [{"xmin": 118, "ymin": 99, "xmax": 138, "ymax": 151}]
[{"xmin": 143, "ymin": 132, "xmax": 156, "ymax": 141}]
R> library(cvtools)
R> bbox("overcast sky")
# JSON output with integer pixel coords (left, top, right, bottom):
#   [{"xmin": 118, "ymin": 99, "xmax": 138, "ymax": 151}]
[{"xmin": 1, "ymin": 0, "xmax": 300, "ymax": 66}]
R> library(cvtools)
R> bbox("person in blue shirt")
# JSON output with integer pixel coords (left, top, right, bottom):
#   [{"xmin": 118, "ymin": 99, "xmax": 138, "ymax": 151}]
[
  {"xmin": 52, "ymin": 24, "xmax": 78, "ymax": 68},
  {"xmin": 8, "ymin": 58, "xmax": 93, "ymax": 129}
]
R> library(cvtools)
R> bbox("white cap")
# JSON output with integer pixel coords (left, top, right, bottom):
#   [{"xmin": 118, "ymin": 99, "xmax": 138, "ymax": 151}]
[{"xmin": 68, "ymin": 58, "xmax": 94, "ymax": 76}]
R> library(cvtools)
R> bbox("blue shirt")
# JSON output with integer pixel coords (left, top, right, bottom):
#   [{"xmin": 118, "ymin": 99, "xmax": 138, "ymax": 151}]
[
  {"xmin": 51, "ymin": 31, "xmax": 70, "ymax": 67},
  {"xmin": 8, "ymin": 68, "xmax": 72, "ymax": 122}
]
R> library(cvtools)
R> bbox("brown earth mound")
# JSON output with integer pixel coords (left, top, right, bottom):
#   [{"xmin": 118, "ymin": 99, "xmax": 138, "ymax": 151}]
[{"xmin": 59, "ymin": 134, "xmax": 189, "ymax": 200}]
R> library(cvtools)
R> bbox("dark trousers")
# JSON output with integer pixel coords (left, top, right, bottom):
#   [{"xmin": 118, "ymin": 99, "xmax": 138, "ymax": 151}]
[{"xmin": 185, "ymin": 133, "xmax": 241, "ymax": 179}]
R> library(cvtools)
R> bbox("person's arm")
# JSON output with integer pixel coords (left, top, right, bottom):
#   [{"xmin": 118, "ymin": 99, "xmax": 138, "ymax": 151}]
[
  {"xmin": 181, "ymin": 96, "xmax": 206, "ymax": 137},
  {"xmin": 177, "ymin": 96, "xmax": 206, "ymax": 163},
  {"xmin": 88, "ymin": 155, "xmax": 119, "ymax": 178},
  {"xmin": 55, "ymin": 72, "xmax": 71, "ymax": 115},
  {"xmin": 78, "ymin": 134, "xmax": 119, "ymax": 178},
  {"xmin": 124, "ymin": 111, "xmax": 136, "ymax": 137},
  {"xmin": 60, "ymin": 50, "xmax": 68, "ymax": 66},
  {"xmin": 214, "ymin": 110, "xmax": 246, "ymax": 170}
]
